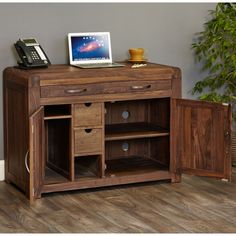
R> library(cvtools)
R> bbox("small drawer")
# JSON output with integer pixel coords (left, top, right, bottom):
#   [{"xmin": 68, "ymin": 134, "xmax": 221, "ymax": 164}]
[
  {"xmin": 74, "ymin": 128, "xmax": 102, "ymax": 155},
  {"xmin": 40, "ymin": 80, "xmax": 172, "ymax": 99},
  {"xmin": 74, "ymin": 103, "xmax": 102, "ymax": 127}
]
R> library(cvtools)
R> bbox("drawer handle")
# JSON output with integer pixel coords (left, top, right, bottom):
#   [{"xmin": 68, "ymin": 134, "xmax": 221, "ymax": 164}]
[
  {"xmin": 65, "ymin": 88, "xmax": 87, "ymax": 94},
  {"xmin": 130, "ymin": 85, "xmax": 151, "ymax": 90},
  {"xmin": 25, "ymin": 150, "xmax": 30, "ymax": 173},
  {"xmin": 84, "ymin": 103, "xmax": 92, "ymax": 107},
  {"xmin": 85, "ymin": 129, "xmax": 92, "ymax": 133}
]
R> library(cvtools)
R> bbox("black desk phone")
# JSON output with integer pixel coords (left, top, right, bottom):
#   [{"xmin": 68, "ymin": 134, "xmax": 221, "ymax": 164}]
[{"xmin": 14, "ymin": 38, "xmax": 50, "ymax": 68}]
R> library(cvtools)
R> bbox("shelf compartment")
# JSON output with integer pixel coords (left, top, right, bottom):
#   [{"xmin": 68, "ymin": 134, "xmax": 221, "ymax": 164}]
[
  {"xmin": 105, "ymin": 137, "xmax": 170, "ymax": 171},
  {"xmin": 74, "ymin": 155, "xmax": 101, "ymax": 180},
  {"xmin": 45, "ymin": 118, "xmax": 71, "ymax": 181},
  {"xmin": 44, "ymin": 167, "xmax": 70, "ymax": 185},
  {"xmin": 44, "ymin": 104, "xmax": 71, "ymax": 119},
  {"xmin": 105, "ymin": 156, "xmax": 168, "ymax": 177},
  {"xmin": 105, "ymin": 122, "xmax": 169, "ymax": 141}
]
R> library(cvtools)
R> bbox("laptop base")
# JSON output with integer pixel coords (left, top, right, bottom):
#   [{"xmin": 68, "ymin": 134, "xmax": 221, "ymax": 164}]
[{"xmin": 73, "ymin": 62, "xmax": 125, "ymax": 69}]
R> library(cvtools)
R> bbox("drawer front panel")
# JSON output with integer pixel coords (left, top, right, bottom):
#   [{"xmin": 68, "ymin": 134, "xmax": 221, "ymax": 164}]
[
  {"xmin": 40, "ymin": 80, "xmax": 171, "ymax": 98},
  {"xmin": 74, "ymin": 103, "xmax": 102, "ymax": 127},
  {"xmin": 74, "ymin": 128, "xmax": 102, "ymax": 155}
]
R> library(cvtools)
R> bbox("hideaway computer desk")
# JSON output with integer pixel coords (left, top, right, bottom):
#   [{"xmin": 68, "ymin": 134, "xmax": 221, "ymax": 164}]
[{"xmin": 3, "ymin": 63, "xmax": 231, "ymax": 202}]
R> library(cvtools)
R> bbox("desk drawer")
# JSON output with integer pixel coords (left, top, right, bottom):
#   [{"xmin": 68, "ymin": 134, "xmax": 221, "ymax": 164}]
[
  {"xmin": 40, "ymin": 80, "xmax": 171, "ymax": 98},
  {"xmin": 74, "ymin": 103, "xmax": 102, "ymax": 127},
  {"xmin": 74, "ymin": 128, "xmax": 102, "ymax": 155}
]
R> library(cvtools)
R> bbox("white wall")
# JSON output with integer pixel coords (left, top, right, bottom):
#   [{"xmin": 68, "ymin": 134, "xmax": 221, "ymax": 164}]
[{"xmin": 0, "ymin": 3, "xmax": 216, "ymax": 160}]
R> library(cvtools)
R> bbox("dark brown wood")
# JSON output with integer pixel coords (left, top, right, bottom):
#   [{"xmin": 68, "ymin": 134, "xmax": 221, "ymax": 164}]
[
  {"xmin": 232, "ymin": 130, "xmax": 236, "ymax": 166},
  {"xmin": 42, "ymin": 170, "xmax": 171, "ymax": 194},
  {"xmin": 44, "ymin": 104, "xmax": 71, "ymax": 118},
  {"xmin": 105, "ymin": 122, "xmax": 169, "ymax": 141},
  {"xmin": 172, "ymin": 98, "xmax": 231, "ymax": 180},
  {"xmin": 46, "ymin": 119, "xmax": 71, "ymax": 179},
  {"xmin": 105, "ymin": 100, "xmax": 149, "ymax": 125},
  {"xmin": 105, "ymin": 139, "xmax": 149, "ymax": 161},
  {"xmin": 40, "ymin": 80, "xmax": 171, "ymax": 98},
  {"xmin": 3, "ymin": 63, "xmax": 231, "ymax": 202},
  {"xmin": 74, "ymin": 128, "xmax": 103, "ymax": 155},
  {"xmin": 3, "ymin": 72, "xmax": 29, "ymax": 196},
  {"xmin": 74, "ymin": 102, "xmax": 102, "ymax": 127},
  {"xmin": 100, "ymin": 103, "xmax": 105, "ymax": 178},
  {"xmin": 105, "ymin": 156, "xmax": 168, "ymax": 177},
  {"xmin": 29, "ymin": 107, "xmax": 44, "ymax": 201}
]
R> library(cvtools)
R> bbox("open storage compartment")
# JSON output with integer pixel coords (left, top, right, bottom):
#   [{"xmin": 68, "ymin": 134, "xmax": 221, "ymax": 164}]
[
  {"xmin": 105, "ymin": 98, "xmax": 170, "ymax": 139},
  {"xmin": 44, "ymin": 104, "xmax": 71, "ymax": 119},
  {"xmin": 43, "ymin": 104, "xmax": 72, "ymax": 184},
  {"xmin": 74, "ymin": 155, "xmax": 101, "ymax": 180},
  {"xmin": 105, "ymin": 137, "xmax": 169, "ymax": 177},
  {"xmin": 105, "ymin": 98, "xmax": 170, "ymax": 177}
]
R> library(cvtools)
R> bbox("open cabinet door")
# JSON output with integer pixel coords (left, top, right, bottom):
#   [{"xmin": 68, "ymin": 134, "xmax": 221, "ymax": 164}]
[
  {"xmin": 171, "ymin": 99, "xmax": 231, "ymax": 181},
  {"xmin": 29, "ymin": 107, "xmax": 44, "ymax": 203}
]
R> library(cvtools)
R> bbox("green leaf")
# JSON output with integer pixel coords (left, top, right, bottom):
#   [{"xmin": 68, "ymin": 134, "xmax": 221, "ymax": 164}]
[{"xmin": 191, "ymin": 3, "xmax": 236, "ymax": 120}]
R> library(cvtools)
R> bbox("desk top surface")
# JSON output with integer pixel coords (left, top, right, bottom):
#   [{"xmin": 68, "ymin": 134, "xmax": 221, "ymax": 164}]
[{"xmin": 4, "ymin": 62, "xmax": 181, "ymax": 86}]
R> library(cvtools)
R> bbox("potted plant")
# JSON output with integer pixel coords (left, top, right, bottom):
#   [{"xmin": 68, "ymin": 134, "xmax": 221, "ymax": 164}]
[{"xmin": 191, "ymin": 3, "xmax": 236, "ymax": 165}]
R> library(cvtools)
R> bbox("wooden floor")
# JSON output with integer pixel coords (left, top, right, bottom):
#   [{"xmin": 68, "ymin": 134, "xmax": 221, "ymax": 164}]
[{"xmin": 0, "ymin": 168, "xmax": 236, "ymax": 233}]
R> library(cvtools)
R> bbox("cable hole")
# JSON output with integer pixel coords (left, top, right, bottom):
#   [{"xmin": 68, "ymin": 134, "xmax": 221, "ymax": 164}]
[{"xmin": 122, "ymin": 110, "xmax": 130, "ymax": 120}]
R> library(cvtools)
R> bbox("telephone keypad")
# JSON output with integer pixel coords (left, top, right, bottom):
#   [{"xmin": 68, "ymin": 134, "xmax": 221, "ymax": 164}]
[
  {"xmin": 28, "ymin": 47, "xmax": 40, "ymax": 61},
  {"xmin": 30, "ymin": 51, "xmax": 40, "ymax": 61}
]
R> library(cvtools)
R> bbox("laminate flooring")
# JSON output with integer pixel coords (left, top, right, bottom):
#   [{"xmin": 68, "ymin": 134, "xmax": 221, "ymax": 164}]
[{"xmin": 0, "ymin": 168, "xmax": 236, "ymax": 233}]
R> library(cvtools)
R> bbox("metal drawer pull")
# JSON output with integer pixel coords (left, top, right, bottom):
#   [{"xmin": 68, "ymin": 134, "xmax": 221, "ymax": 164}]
[
  {"xmin": 25, "ymin": 150, "xmax": 30, "ymax": 173},
  {"xmin": 130, "ymin": 85, "xmax": 151, "ymax": 90},
  {"xmin": 65, "ymin": 88, "xmax": 87, "ymax": 94}
]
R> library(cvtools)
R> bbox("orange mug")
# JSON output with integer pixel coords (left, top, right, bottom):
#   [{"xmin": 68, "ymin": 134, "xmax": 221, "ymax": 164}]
[{"xmin": 129, "ymin": 48, "xmax": 145, "ymax": 61}]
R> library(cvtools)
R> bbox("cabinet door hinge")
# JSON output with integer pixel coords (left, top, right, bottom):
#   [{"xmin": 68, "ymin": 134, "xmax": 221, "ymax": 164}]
[
  {"xmin": 222, "ymin": 103, "xmax": 229, "ymax": 106},
  {"xmin": 31, "ymin": 125, "xmax": 34, "ymax": 134},
  {"xmin": 221, "ymin": 178, "xmax": 229, "ymax": 182}
]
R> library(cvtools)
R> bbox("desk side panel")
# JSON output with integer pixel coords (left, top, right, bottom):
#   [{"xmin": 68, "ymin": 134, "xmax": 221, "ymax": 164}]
[
  {"xmin": 170, "ymin": 68, "xmax": 182, "ymax": 182},
  {"xmin": 3, "ymin": 68, "xmax": 29, "ymax": 196}
]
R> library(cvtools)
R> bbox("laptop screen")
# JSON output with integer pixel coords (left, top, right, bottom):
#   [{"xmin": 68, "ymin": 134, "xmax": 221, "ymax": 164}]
[{"xmin": 68, "ymin": 32, "xmax": 112, "ymax": 65}]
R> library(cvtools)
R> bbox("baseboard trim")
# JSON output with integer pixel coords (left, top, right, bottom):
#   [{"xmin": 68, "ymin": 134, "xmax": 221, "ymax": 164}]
[{"xmin": 0, "ymin": 160, "xmax": 5, "ymax": 181}]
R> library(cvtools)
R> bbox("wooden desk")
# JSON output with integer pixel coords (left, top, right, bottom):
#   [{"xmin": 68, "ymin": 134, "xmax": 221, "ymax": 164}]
[{"xmin": 3, "ymin": 63, "xmax": 231, "ymax": 202}]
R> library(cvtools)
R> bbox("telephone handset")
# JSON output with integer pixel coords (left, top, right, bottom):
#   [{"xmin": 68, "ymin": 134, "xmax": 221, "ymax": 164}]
[{"xmin": 14, "ymin": 38, "xmax": 50, "ymax": 68}]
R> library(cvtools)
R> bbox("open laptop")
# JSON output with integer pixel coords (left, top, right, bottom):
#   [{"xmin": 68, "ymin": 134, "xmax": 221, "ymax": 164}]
[{"xmin": 68, "ymin": 32, "xmax": 124, "ymax": 69}]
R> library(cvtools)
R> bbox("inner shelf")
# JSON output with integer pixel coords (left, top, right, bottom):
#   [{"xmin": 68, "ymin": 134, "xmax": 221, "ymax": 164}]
[
  {"xmin": 44, "ymin": 167, "xmax": 69, "ymax": 185},
  {"xmin": 105, "ymin": 156, "xmax": 168, "ymax": 177},
  {"xmin": 105, "ymin": 122, "xmax": 170, "ymax": 141},
  {"xmin": 44, "ymin": 104, "xmax": 71, "ymax": 120}
]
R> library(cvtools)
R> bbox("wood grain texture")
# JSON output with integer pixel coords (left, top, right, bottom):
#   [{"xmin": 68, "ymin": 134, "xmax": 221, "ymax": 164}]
[
  {"xmin": 40, "ymin": 80, "xmax": 171, "ymax": 99},
  {"xmin": 45, "ymin": 119, "xmax": 71, "ymax": 179},
  {"xmin": 29, "ymin": 107, "xmax": 44, "ymax": 201},
  {"xmin": 0, "ymin": 168, "xmax": 235, "ymax": 233},
  {"xmin": 3, "ymin": 80, "xmax": 29, "ymax": 194},
  {"xmin": 4, "ymin": 63, "xmax": 232, "ymax": 202},
  {"xmin": 173, "ymin": 99, "xmax": 231, "ymax": 180},
  {"xmin": 74, "ymin": 102, "xmax": 102, "ymax": 127},
  {"xmin": 74, "ymin": 128, "xmax": 103, "ymax": 156},
  {"xmin": 105, "ymin": 122, "xmax": 169, "ymax": 141}
]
